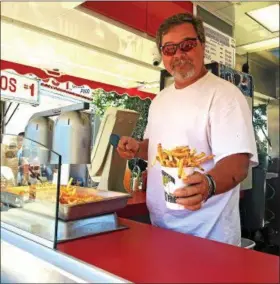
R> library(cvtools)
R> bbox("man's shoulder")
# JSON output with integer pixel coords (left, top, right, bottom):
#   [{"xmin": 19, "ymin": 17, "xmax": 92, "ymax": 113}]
[
  {"xmin": 151, "ymin": 84, "xmax": 174, "ymax": 104},
  {"xmin": 208, "ymin": 72, "xmax": 240, "ymax": 91},
  {"xmin": 208, "ymin": 73, "xmax": 244, "ymax": 101},
  {"xmin": 158, "ymin": 83, "xmax": 174, "ymax": 96}
]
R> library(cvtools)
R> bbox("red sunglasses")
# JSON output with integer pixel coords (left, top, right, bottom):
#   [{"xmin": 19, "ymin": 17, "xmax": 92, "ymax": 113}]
[
  {"xmin": 160, "ymin": 37, "xmax": 199, "ymax": 56},
  {"xmin": 29, "ymin": 166, "xmax": 40, "ymax": 171}
]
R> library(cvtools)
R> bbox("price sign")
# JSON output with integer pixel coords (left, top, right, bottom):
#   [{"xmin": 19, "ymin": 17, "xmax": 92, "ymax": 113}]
[
  {"xmin": 204, "ymin": 23, "xmax": 236, "ymax": 69},
  {"xmin": 0, "ymin": 71, "xmax": 40, "ymax": 106}
]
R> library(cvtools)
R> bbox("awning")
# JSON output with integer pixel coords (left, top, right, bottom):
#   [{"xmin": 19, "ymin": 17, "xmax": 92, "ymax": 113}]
[{"xmin": 0, "ymin": 60, "xmax": 156, "ymax": 101}]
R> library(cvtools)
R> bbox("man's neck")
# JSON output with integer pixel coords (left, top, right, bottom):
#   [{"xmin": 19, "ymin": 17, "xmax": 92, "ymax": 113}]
[{"xmin": 174, "ymin": 67, "xmax": 208, "ymax": 89}]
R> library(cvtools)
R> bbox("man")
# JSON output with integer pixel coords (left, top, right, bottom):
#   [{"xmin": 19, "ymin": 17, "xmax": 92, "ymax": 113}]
[{"xmin": 117, "ymin": 13, "xmax": 258, "ymax": 246}]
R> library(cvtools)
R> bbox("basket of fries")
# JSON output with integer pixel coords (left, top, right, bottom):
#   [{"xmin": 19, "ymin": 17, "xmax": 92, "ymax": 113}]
[{"xmin": 153, "ymin": 143, "xmax": 214, "ymax": 210}]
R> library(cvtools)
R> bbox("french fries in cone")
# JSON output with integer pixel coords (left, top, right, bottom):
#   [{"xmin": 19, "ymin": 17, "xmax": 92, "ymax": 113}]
[{"xmin": 153, "ymin": 143, "xmax": 214, "ymax": 179}]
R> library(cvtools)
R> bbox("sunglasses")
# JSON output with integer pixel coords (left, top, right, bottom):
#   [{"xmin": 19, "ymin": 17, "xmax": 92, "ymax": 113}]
[
  {"xmin": 160, "ymin": 38, "xmax": 199, "ymax": 56},
  {"xmin": 29, "ymin": 166, "xmax": 40, "ymax": 171}
]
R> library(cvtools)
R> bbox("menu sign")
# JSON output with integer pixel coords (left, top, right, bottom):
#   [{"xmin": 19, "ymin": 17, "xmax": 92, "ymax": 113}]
[
  {"xmin": 203, "ymin": 23, "xmax": 236, "ymax": 69},
  {"xmin": 0, "ymin": 71, "xmax": 40, "ymax": 106},
  {"xmin": 40, "ymin": 78, "xmax": 92, "ymax": 103}
]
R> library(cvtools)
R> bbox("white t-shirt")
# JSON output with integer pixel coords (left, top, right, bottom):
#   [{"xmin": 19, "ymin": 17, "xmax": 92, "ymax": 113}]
[{"xmin": 144, "ymin": 71, "xmax": 258, "ymax": 246}]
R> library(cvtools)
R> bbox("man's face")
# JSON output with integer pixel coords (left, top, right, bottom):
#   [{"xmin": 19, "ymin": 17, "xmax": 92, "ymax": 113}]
[{"xmin": 161, "ymin": 23, "xmax": 205, "ymax": 83}]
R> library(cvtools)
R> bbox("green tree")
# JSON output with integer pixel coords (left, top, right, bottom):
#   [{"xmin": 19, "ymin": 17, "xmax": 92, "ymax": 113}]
[
  {"xmin": 92, "ymin": 89, "xmax": 151, "ymax": 140},
  {"xmin": 253, "ymin": 103, "xmax": 271, "ymax": 168},
  {"xmin": 92, "ymin": 89, "xmax": 152, "ymax": 170}
]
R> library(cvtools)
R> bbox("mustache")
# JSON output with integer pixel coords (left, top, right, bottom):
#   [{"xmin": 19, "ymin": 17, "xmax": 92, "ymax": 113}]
[{"xmin": 171, "ymin": 57, "xmax": 193, "ymax": 69}]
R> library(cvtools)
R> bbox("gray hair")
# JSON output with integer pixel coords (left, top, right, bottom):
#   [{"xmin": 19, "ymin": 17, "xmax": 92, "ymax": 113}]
[{"xmin": 156, "ymin": 13, "xmax": 206, "ymax": 52}]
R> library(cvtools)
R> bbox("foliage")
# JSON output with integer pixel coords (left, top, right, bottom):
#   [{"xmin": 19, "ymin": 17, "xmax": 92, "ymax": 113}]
[
  {"xmin": 92, "ymin": 89, "xmax": 152, "ymax": 170},
  {"xmin": 253, "ymin": 104, "xmax": 268, "ymax": 154},
  {"xmin": 92, "ymin": 89, "xmax": 151, "ymax": 140},
  {"xmin": 252, "ymin": 103, "xmax": 271, "ymax": 168}
]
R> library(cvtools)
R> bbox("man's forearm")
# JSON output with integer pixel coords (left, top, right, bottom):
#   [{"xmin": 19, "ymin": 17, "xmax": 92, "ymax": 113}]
[
  {"xmin": 136, "ymin": 139, "xmax": 149, "ymax": 161},
  {"xmin": 207, "ymin": 153, "xmax": 250, "ymax": 195}
]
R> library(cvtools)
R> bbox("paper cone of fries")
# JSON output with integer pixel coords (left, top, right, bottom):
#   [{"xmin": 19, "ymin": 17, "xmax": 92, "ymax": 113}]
[
  {"xmin": 153, "ymin": 143, "xmax": 214, "ymax": 210},
  {"xmin": 161, "ymin": 166, "xmax": 194, "ymax": 210}
]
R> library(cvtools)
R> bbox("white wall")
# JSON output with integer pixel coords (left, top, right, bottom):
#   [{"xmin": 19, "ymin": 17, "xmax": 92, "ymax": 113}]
[
  {"xmin": 1, "ymin": 1, "xmax": 163, "ymax": 94},
  {"xmin": 1, "ymin": 2, "xmax": 157, "ymax": 65},
  {"xmin": 1, "ymin": 21, "xmax": 160, "ymax": 94}
]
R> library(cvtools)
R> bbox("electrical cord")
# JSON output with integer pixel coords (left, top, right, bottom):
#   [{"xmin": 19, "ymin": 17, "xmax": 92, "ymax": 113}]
[
  {"xmin": 5, "ymin": 103, "xmax": 19, "ymax": 126},
  {"xmin": 4, "ymin": 102, "xmax": 12, "ymax": 116},
  {"xmin": 266, "ymin": 183, "xmax": 276, "ymax": 200},
  {"xmin": 265, "ymin": 208, "xmax": 275, "ymax": 223}
]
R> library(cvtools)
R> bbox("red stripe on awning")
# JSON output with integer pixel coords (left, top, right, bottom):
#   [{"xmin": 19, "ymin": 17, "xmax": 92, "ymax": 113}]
[{"xmin": 0, "ymin": 60, "xmax": 156, "ymax": 101}]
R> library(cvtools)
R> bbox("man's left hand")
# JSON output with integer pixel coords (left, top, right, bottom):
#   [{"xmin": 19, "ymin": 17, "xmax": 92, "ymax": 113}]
[{"xmin": 173, "ymin": 172, "xmax": 209, "ymax": 211}]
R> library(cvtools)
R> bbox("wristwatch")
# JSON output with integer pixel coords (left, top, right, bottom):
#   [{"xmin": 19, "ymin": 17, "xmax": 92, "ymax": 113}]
[{"xmin": 205, "ymin": 174, "xmax": 216, "ymax": 201}]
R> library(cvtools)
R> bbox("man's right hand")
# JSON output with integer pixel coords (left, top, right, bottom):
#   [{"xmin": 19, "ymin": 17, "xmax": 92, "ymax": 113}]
[{"xmin": 117, "ymin": 136, "xmax": 140, "ymax": 160}]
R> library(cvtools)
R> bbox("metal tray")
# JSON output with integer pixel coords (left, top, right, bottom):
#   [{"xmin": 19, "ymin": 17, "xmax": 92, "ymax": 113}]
[
  {"xmin": 23, "ymin": 188, "xmax": 131, "ymax": 221},
  {"xmin": 58, "ymin": 189, "xmax": 131, "ymax": 221},
  {"xmin": 1, "ymin": 191, "xmax": 28, "ymax": 208}
]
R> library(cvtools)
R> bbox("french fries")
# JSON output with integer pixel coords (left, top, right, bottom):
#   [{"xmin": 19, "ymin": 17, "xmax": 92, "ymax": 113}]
[
  {"xmin": 59, "ymin": 185, "xmax": 103, "ymax": 205},
  {"xmin": 26, "ymin": 184, "xmax": 104, "ymax": 205},
  {"xmin": 153, "ymin": 143, "xmax": 214, "ymax": 178}
]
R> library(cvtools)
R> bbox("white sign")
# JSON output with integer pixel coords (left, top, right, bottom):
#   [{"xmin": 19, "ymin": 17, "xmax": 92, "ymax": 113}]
[
  {"xmin": 204, "ymin": 23, "xmax": 236, "ymax": 68},
  {"xmin": 40, "ymin": 78, "xmax": 92, "ymax": 102},
  {"xmin": 0, "ymin": 71, "xmax": 40, "ymax": 105}
]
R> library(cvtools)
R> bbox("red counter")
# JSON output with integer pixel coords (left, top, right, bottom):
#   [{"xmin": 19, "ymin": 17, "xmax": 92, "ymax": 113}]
[
  {"xmin": 58, "ymin": 217, "xmax": 279, "ymax": 283},
  {"xmin": 117, "ymin": 191, "xmax": 148, "ymax": 218}
]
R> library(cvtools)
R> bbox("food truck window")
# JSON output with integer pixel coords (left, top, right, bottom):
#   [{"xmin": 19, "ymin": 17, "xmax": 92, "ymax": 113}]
[{"xmin": 4, "ymin": 92, "xmax": 81, "ymax": 135}]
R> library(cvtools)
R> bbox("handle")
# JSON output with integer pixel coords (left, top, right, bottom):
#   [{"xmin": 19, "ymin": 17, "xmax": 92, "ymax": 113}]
[{"xmin": 110, "ymin": 134, "xmax": 120, "ymax": 148}]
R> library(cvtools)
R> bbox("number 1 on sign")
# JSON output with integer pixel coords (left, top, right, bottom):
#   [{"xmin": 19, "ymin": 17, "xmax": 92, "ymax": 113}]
[{"xmin": 30, "ymin": 83, "xmax": 35, "ymax": 97}]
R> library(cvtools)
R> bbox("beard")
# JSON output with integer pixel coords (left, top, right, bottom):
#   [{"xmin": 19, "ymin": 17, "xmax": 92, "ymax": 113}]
[{"xmin": 170, "ymin": 56, "xmax": 195, "ymax": 82}]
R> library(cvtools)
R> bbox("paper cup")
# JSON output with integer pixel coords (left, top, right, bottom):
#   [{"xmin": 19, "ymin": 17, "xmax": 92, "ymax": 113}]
[{"xmin": 161, "ymin": 166, "xmax": 194, "ymax": 210}]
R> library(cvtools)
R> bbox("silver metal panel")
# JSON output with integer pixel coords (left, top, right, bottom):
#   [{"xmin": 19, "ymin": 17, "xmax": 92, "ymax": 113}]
[
  {"xmin": 52, "ymin": 111, "xmax": 91, "ymax": 164},
  {"xmin": 25, "ymin": 116, "xmax": 53, "ymax": 150},
  {"xmin": 1, "ymin": 209, "xmax": 128, "ymax": 245},
  {"xmin": 57, "ymin": 213, "xmax": 127, "ymax": 242},
  {"xmin": 1, "ymin": 227, "xmax": 130, "ymax": 283},
  {"xmin": 1, "ymin": 221, "xmax": 54, "ymax": 248},
  {"xmin": 24, "ymin": 116, "xmax": 54, "ymax": 165},
  {"xmin": 1, "ymin": 241, "xmax": 80, "ymax": 283},
  {"xmin": 1, "ymin": 191, "xmax": 28, "ymax": 207}
]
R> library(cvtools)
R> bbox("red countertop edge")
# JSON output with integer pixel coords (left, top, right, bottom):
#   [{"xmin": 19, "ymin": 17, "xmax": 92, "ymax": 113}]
[{"xmin": 57, "ymin": 217, "xmax": 280, "ymax": 283}]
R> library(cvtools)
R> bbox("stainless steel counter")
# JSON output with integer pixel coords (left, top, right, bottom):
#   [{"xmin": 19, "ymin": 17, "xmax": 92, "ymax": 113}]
[
  {"xmin": 1, "ymin": 241, "xmax": 79, "ymax": 283},
  {"xmin": 1, "ymin": 227, "xmax": 130, "ymax": 283}
]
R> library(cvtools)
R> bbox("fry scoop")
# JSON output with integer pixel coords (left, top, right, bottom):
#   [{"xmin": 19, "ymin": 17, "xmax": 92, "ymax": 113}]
[{"xmin": 110, "ymin": 134, "xmax": 120, "ymax": 149}]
